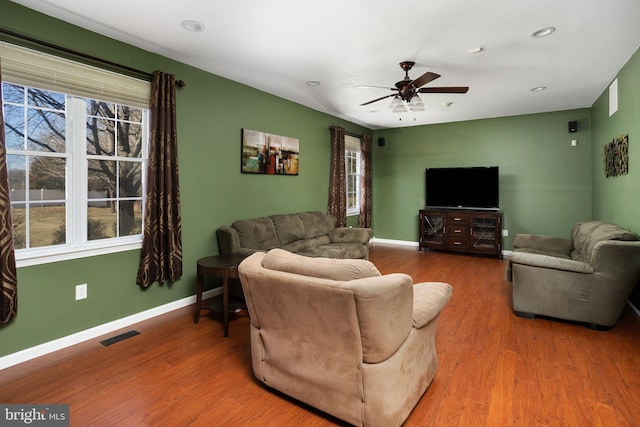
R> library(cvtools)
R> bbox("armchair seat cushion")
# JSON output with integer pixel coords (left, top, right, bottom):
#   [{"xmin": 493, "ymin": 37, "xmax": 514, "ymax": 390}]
[{"xmin": 513, "ymin": 233, "xmax": 572, "ymax": 257}]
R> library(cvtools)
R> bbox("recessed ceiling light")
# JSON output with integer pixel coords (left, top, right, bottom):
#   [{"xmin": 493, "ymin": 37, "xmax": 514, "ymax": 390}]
[
  {"xmin": 468, "ymin": 47, "xmax": 484, "ymax": 54},
  {"xmin": 181, "ymin": 20, "xmax": 205, "ymax": 32},
  {"xmin": 530, "ymin": 86, "xmax": 547, "ymax": 92},
  {"xmin": 306, "ymin": 81, "xmax": 320, "ymax": 86},
  {"xmin": 530, "ymin": 26, "xmax": 556, "ymax": 38}
]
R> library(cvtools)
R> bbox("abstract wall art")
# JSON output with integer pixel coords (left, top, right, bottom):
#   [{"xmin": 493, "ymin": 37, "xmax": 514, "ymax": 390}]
[
  {"xmin": 241, "ymin": 129, "xmax": 299, "ymax": 175},
  {"xmin": 603, "ymin": 134, "xmax": 629, "ymax": 178}
]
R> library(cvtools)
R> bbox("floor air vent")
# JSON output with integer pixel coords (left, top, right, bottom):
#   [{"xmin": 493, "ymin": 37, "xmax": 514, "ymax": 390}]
[{"xmin": 100, "ymin": 330, "xmax": 140, "ymax": 346}]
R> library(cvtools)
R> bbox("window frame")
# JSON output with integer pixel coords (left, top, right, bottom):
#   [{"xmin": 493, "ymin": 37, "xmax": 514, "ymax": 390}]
[
  {"xmin": 0, "ymin": 42, "xmax": 150, "ymax": 267},
  {"xmin": 345, "ymin": 134, "xmax": 361, "ymax": 217}
]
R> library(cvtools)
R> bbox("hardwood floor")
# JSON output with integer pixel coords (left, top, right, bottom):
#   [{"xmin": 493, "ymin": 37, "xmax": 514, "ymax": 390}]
[{"xmin": 1, "ymin": 243, "xmax": 639, "ymax": 426}]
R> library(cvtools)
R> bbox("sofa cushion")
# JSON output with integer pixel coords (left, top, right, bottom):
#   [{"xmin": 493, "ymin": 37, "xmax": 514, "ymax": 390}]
[
  {"xmin": 281, "ymin": 239, "xmax": 309, "ymax": 253},
  {"xmin": 232, "ymin": 217, "xmax": 280, "ymax": 251},
  {"xmin": 571, "ymin": 221, "xmax": 639, "ymax": 262},
  {"xmin": 299, "ymin": 243, "xmax": 368, "ymax": 260},
  {"xmin": 299, "ymin": 211, "xmax": 335, "ymax": 238},
  {"xmin": 271, "ymin": 214, "xmax": 306, "ymax": 246},
  {"xmin": 262, "ymin": 248, "xmax": 380, "ymax": 281},
  {"xmin": 329, "ymin": 227, "xmax": 373, "ymax": 245}
]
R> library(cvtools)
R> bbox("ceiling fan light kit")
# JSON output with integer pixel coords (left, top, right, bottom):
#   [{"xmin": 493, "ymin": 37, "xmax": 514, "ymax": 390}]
[
  {"xmin": 360, "ymin": 61, "xmax": 469, "ymax": 113},
  {"xmin": 408, "ymin": 95, "xmax": 425, "ymax": 112},
  {"xmin": 390, "ymin": 96, "xmax": 408, "ymax": 113}
]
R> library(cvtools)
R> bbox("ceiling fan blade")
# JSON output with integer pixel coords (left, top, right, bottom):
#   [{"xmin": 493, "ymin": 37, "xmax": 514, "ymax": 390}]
[
  {"xmin": 360, "ymin": 93, "xmax": 397, "ymax": 106},
  {"xmin": 411, "ymin": 71, "xmax": 441, "ymax": 89},
  {"xmin": 356, "ymin": 84, "xmax": 396, "ymax": 90},
  {"xmin": 419, "ymin": 86, "xmax": 469, "ymax": 94}
]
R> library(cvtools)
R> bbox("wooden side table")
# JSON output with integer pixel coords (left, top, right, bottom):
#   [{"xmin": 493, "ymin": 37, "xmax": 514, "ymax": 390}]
[{"xmin": 195, "ymin": 253, "xmax": 248, "ymax": 337}]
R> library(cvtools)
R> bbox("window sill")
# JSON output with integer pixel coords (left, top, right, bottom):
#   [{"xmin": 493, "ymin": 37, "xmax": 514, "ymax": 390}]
[{"xmin": 16, "ymin": 239, "xmax": 142, "ymax": 268}]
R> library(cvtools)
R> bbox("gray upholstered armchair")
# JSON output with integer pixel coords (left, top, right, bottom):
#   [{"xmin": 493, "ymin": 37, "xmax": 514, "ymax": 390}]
[
  {"xmin": 237, "ymin": 249, "xmax": 452, "ymax": 427},
  {"xmin": 506, "ymin": 221, "xmax": 640, "ymax": 329}
]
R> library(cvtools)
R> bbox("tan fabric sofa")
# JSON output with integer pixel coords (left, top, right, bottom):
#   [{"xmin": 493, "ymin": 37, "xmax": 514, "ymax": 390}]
[
  {"xmin": 506, "ymin": 221, "xmax": 640, "ymax": 329},
  {"xmin": 237, "ymin": 249, "xmax": 452, "ymax": 427},
  {"xmin": 216, "ymin": 211, "xmax": 373, "ymax": 259}
]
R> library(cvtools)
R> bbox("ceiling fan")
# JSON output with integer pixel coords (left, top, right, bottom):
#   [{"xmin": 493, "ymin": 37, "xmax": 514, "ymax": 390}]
[{"xmin": 360, "ymin": 61, "xmax": 469, "ymax": 107}]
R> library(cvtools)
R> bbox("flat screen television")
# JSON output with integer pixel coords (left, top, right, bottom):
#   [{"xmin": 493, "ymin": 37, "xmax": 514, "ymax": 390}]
[{"xmin": 425, "ymin": 166, "xmax": 499, "ymax": 210}]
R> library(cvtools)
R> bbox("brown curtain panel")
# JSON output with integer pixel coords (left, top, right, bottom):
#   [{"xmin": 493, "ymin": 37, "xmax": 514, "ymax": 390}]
[
  {"xmin": 0, "ymin": 72, "xmax": 18, "ymax": 324},
  {"xmin": 136, "ymin": 71, "xmax": 183, "ymax": 287},
  {"xmin": 358, "ymin": 134, "xmax": 372, "ymax": 228},
  {"xmin": 328, "ymin": 126, "xmax": 347, "ymax": 227}
]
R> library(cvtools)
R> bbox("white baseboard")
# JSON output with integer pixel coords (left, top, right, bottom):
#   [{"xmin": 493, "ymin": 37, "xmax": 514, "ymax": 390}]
[
  {"xmin": 370, "ymin": 237, "xmax": 418, "ymax": 247},
  {"xmin": 0, "ymin": 288, "xmax": 222, "ymax": 371},
  {"xmin": 370, "ymin": 237, "xmax": 510, "ymax": 259}
]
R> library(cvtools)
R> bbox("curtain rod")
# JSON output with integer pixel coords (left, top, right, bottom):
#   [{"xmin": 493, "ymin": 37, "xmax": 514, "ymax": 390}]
[
  {"xmin": 0, "ymin": 27, "xmax": 185, "ymax": 87},
  {"xmin": 329, "ymin": 127, "xmax": 363, "ymax": 138}
]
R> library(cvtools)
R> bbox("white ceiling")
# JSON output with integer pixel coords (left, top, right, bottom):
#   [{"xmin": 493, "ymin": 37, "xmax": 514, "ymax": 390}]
[{"xmin": 11, "ymin": 0, "xmax": 640, "ymax": 130}]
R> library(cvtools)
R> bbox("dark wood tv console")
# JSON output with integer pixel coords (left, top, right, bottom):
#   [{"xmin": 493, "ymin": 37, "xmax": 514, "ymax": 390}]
[{"xmin": 419, "ymin": 208, "xmax": 503, "ymax": 259}]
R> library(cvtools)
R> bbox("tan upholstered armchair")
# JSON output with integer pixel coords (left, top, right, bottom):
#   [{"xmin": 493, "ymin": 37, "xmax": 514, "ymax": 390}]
[
  {"xmin": 237, "ymin": 249, "xmax": 452, "ymax": 427},
  {"xmin": 506, "ymin": 221, "xmax": 640, "ymax": 329}
]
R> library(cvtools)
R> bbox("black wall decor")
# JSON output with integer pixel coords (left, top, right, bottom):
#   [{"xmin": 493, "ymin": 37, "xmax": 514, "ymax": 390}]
[{"xmin": 603, "ymin": 134, "xmax": 629, "ymax": 177}]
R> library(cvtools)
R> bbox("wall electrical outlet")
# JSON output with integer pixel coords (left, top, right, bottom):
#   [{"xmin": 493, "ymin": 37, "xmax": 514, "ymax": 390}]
[
  {"xmin": 502, "ymin": 229, "xmax": 509, "ymax": 237},
  {"xmin": 75, "ymin": 283, "xmax": 87, "ymax": 300}
]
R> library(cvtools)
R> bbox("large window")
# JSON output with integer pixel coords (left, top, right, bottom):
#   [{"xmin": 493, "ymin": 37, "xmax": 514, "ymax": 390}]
[
  {"xmin": 0, "ymin": 42, "xmax": 150, "ymax": 266},
  {"xmin": 345, "ymin": 135, "xmax": 361, "ymax": 216}
]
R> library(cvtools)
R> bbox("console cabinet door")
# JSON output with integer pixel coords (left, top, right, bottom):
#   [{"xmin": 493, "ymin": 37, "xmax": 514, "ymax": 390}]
[
  {"xmin": 471, "ymin": 214, "xmax": 502, "ymax": 258},
  {"xmin": 471, "ymin": 213, "xmax": 502, "ymax": 257},
  {"xmin": 419, "ymin": 210, "xmax": 445, "ymax": 249}
]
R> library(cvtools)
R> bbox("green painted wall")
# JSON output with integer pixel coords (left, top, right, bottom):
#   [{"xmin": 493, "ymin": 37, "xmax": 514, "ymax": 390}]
[
  {"xmin": 590, "ymin": 46, "xmax": 640, "ymax": 308},
  {"xmin": 2, "ymin": 2, "xmax": 639, "ymax": 359},
  {"xmin": 591, "ymin": 46, "xmax": 640, "ymax": 231},
  {"xmin": 371, "ymin": 109, "xmax": 593, "ymax": 247},
  {"xmin": 0, "ymin": 3, "xmax": 368, "ymax": 357}
]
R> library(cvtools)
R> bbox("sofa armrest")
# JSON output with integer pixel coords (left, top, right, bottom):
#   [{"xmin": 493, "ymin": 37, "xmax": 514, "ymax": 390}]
[
  {"xmin": 509, "ymin": 252, "xmax": 593, "ymax": 274},
  {"xmin": 591, "ymin": 240, "xmax": 640, "ymax": 276},
  {"xmin": 412, "ymin": 282, "xmax": 453, "ymax": 329},
  {"xmin": 329, "ymin": 227, "xmax": 373, "ymax": 244},
  {"xmin": 513, "ymin": 233, "xmax": 573, "ymax": 256},
  {"xmin": 216, "ymin": 225, "xmax": 241, "ymax": 255}
]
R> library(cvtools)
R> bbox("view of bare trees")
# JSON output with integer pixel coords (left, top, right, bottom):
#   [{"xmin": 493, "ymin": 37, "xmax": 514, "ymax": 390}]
[{"xmin": 2, "ymin": 83, "xmax": 144, "ymax": 248}]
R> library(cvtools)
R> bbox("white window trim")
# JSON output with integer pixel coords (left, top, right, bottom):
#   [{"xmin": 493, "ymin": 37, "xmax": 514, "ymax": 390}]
[
  {"xmin": 345, "ymin": 135, "xmax": 361, "ymax": 217},
  {"xmin": 16, "ymin": 240, "xmax": 142, "ymax": 268},
  {"xmin": 1, "ymin": 42, "xmax": 150, "ymax": 267}
]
